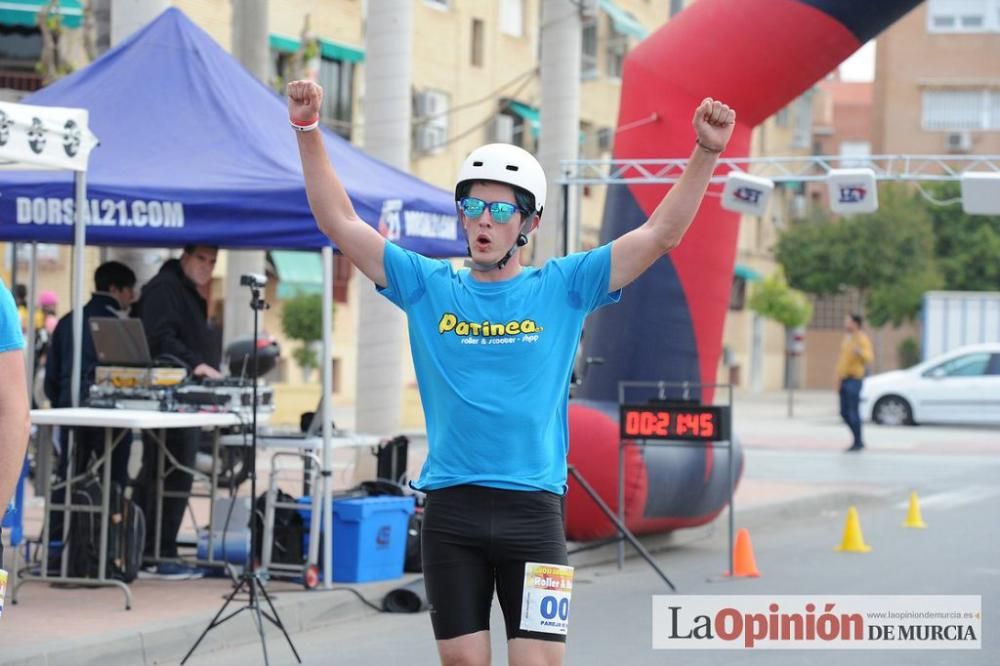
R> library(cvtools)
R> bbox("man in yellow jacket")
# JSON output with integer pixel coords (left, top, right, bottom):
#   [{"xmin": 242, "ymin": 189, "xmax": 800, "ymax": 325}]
[{"xmin": 837, "ymin": 313, "xmax": 874, "ymax": 452}]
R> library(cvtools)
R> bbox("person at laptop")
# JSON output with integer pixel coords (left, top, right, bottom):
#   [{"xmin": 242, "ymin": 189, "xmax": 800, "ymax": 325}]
[
  {"xmin": 44, "ymin": 260, "xmax": 137, "ymax": 516},
  {"xmin": 131, "ymin": 245, "xmax": 221, "ymax": 579}
]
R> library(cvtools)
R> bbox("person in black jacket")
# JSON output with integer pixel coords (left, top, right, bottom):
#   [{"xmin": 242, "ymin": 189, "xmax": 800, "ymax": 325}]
[
  {"xmin": 44, "ymin": 261, "xmax": 137, "ymax": 538},
  {"xmin": 131, "ymin": 245, "xmax": 221, "ymax": 579},
  {"xmin": 44, "ymin": 261, "xmax": 137, "ymax": 410}
]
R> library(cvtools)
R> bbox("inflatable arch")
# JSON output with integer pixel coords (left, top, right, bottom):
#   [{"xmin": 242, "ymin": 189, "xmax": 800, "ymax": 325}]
[{"xmin": 567, "ymin": 0, "xmax": 923, "ymax": 541}]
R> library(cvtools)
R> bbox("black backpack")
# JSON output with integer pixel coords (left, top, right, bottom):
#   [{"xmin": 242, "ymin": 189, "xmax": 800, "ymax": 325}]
[
  {"xmin": 66, "ymin": 478, "xmax": 145, "ymax": 582},
  {"xmin": 403, "ymin": 507, "xmax": 423, "ymax": 573},
  {"xmin": 253, "ymin": 490, "xmax": 305, "ymax": 566}
]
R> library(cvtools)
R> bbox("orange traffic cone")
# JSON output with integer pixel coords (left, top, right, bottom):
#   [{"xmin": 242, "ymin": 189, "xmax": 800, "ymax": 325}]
[
  {"xmin": 835, "ymin": 506, "xmax": 872, "ymax": 553},
  {"xmin": 724, "ymin": 528, "xmax": 761, "ymax": 577},
  {"xmin": 903, "ymin": 491, "xmax": 927, "ymax": 528}
]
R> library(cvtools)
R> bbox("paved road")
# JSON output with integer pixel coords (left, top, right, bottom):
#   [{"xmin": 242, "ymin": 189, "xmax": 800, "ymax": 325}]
[{"xmin": 183, "ymin": 443, "xmax": 1000, "ymax": 666}]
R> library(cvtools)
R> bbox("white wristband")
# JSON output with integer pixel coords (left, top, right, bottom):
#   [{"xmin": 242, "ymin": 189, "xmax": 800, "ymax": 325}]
[{"xmin": 290, "ymin": 118, "xmax": 319, "ymax": 132}]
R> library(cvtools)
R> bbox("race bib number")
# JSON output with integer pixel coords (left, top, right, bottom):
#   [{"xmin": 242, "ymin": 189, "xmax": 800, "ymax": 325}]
[
  {"xmin": 520, "ymin": 562, "xmax": 574, "ymax": 635},
  {"xmin": 0, "ymin": 569, "xmax": 7, "ymax": 619}
]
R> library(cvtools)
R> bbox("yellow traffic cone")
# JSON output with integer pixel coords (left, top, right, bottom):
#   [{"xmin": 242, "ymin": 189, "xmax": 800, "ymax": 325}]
[
  {"xmin": 834, "ymin": 506, "xmax": 872, "ymax": 553},
  {"xmin": 903, "ymin": 492, "xmax": 927, "ymax": 528}
]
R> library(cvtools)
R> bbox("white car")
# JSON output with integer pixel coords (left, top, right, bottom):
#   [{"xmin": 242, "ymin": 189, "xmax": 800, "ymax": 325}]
[{"xmin": 860, "ymin": 343, "xmax": 1000, "ymax": 426}]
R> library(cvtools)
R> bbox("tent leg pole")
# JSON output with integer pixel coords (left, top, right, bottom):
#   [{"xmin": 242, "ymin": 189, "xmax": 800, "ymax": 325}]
[
  {"xmin": 321, "ymin": 247, "xmax": 334, "ymax": 588},
  {"xmin": 70, "ymin": 170, "xmax": 87, "ymax": 408}
]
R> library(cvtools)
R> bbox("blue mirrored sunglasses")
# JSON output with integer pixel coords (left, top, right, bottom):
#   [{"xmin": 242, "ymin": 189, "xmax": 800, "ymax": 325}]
[{"xmin": 457, "ymin": 197, "xmax": 520, "ymax": 224}]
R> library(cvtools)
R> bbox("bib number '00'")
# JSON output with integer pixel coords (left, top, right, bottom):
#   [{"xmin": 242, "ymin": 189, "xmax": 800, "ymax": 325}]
[{"xmin": 520, "ymin": 562, "xmax": 573, "ymax": 635}]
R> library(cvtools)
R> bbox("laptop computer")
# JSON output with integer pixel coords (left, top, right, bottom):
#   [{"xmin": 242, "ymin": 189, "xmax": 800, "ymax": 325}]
[{"xmin": 90, "ymin": 317, "xmax": 153, "ymax": 367}]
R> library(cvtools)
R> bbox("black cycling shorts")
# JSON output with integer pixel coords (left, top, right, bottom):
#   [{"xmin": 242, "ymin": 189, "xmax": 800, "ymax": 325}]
[{"xmin": 421, "ymin": 484, "xmax": 569, "ymax": 642}]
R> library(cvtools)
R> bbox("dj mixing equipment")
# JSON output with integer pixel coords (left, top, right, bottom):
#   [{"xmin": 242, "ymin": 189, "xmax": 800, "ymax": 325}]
[{"xmin": 88, "ymin": 376, "xmax": 274, "ymax": 420}]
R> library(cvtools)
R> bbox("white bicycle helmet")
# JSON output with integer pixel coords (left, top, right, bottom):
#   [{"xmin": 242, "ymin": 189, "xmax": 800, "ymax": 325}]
[{"xmin": 455, "ymin": 143, "xmax": 547, "ymax": 215}]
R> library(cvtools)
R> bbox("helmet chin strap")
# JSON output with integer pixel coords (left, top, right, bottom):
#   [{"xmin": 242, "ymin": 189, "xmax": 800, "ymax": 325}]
[{"xmin": 464, "ymin": 218, "xmax": 534, "ymax": 272}]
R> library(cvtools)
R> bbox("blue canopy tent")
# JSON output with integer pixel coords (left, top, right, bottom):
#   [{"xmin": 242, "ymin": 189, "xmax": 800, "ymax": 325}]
[
  {"xmin": 0, "ymin": 7, "xmax": 462, "ymax": 253},
  {"xmin": 0, "ymin": 7, "xmax": 463, "ymax": 588}
]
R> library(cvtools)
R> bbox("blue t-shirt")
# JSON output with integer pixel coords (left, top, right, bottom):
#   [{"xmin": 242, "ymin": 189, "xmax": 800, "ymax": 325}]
[
  {"xmin": 378, "ymin": 241, "xmax": 621, "ymax": 494},
  {"xmin": 0, "ymin": 279, "xmax": 25, "ymax": 354}
]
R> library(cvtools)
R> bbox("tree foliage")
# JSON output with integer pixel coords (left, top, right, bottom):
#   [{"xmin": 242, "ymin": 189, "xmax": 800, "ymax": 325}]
[
  {"xmin": 747, "ymin": 269, "xmax": 813, "ymax": 329},
  {"xmin": 280, "ymin": 293, "xmax": 326, "ymax": 371},
  {"xmin": 922, "ymin": 182, "xmax": 1000, "ymax": 291},
  {"xmin": 776, "ymin": 183, "xmax": 942, "ymax": 327}
]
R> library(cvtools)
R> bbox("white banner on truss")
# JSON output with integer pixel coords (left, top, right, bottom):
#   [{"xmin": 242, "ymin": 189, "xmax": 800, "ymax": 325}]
[{"xmin": 0, "ymin": 100, "xmax": 98, "ymax": 172}]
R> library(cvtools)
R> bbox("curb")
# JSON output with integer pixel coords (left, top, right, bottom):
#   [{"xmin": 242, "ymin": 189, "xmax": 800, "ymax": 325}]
[{"xmin": 1, "ymin": 576, "xmax": 415, "ymax": 666}]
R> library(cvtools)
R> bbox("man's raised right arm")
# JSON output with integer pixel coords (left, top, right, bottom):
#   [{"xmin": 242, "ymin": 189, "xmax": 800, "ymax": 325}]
[{"xmin": 288, "ymin": 80, "xmax": 387, "ymax": 288}]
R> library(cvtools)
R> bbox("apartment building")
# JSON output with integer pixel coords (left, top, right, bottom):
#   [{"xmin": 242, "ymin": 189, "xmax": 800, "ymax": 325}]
[{"xmin": 873, "ymin": 0, "xmax": 1000, "ymax": 156}]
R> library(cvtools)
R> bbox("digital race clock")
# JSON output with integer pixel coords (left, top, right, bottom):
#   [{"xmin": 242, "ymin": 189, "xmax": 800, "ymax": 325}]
[{"xmin": 618, "ymin": 403, "xmax": 731, "ymax": 442}]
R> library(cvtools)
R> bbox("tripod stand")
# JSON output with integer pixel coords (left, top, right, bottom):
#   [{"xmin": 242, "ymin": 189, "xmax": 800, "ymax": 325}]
[{"xmin": 182, "ymin": 276, "xmax": 301, "ymax": 665}]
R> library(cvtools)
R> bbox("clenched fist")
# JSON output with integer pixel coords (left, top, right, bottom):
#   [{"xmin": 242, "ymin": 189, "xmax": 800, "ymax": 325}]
[
  {"xmin": 287, "ymin": 80, "xmax": 324, "ymax": 123},
  {"xmin": 692, "ymin": 98, "xmax": 735, "ymax": 153}
]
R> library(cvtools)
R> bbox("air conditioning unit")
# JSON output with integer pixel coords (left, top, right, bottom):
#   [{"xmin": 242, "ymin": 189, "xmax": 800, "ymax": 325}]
[
  {"xmin": 489, "ymin": 114, "xmax": 515, "ymax": 144},
  {"xmin": 415, "ymin": 125, "xmax": 443, "ymax": 153},
  {"xmin": 414, "ymin": 91, "xmax": 433, "ymax": 120},
  {"xmin": 946, "ymin": 130, "xmax": 973, "ymax": 153}
]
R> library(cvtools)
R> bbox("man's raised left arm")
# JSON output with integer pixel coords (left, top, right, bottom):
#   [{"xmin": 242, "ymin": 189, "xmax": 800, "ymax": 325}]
[{"xmin": 609, "ymin": 98, "xmax": 735, "ymax": 292}]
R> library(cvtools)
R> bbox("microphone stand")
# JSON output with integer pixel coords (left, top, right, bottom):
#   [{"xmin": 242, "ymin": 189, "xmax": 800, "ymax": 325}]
[{"xmin": 182, "ymin": 280, "xmax": 300, "ymax": 665}]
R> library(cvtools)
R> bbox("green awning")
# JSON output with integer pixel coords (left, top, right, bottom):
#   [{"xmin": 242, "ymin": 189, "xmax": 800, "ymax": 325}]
[
  {"xmin": 505, "ymin": 100, "xmax": 588, "ymax": 143},
  {"xmin": 269, "ymin": 33, "xmax": 300, "ymax": 54},
  {"xmin": 507, "ymin": 100, "xmax": 541, "ymax": 139},
  {"xmin": 734, "ymin": 263, "xmax": 762, "ymax": 282},
  {"xmin": 599, "ymin": 0, "xmax": 648, "ymax": 41},
  {"xmin": 319, "ymin": 38, "xmax": 364, "ymax": 63},
  {"xmin": 0, "ymin": 0, "xmax": 82, "ymax": 28},
  {"xmin": 271, "ymin": 250, "xmax": 324, "ymax": 299},
  {"xmin": 507, "ymin": 100, "xmax": 540, "ymax": 138},
  {"xmin": 269, "ymin": 33, "xmax": 364, "ymax": 63}
]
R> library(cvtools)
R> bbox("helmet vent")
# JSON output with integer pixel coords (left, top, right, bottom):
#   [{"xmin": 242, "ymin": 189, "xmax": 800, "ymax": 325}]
[
  {"xmin": 505, "ymin": 164, "xmax": 519, "ymax": 171},
  {"xmin": 473, "ymin": 161, "xmax": 484, "ymax": 167}
]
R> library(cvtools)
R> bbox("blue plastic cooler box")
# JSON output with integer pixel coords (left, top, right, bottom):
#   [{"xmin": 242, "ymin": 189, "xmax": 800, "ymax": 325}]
[{"xmin": 300, "ymin": 495, "xmax": 415, "ymax": 583}]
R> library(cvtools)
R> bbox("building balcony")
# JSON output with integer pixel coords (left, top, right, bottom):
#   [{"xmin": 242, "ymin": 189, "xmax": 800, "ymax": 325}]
[{"xmin": 0, "ymin": 69, "xmax": 43, "ymax": 93}]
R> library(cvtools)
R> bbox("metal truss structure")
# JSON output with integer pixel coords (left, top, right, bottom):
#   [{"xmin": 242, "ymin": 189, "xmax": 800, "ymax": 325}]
[{"xmin": 559, "ymin": 154, "xmax": 1000, "ymax": 185}]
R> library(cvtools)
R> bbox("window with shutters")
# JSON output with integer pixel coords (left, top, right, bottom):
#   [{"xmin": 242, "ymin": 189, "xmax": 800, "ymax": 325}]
[
  {"xmin": 922, "ymin": 89, "xmax": 999, "ymax": 130},
  {"xmin": 927, "ymin": 0, "xmax": 1000, "ymax": 32},
  {"xmin": 318, "ymin": 57, "xmax": 355, "ymax": 140},
  {"xmin": 581, "ymin": 18, "xmax": 598, "ymax": 80}
]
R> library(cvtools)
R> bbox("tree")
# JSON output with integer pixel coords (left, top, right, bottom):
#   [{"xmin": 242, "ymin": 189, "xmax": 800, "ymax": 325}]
[
  {"xmin": 280, "ymin": 293, "xmax": 327, "ymax": 381},
  {"xmin": 776, "ymin": 183, "xmax": 942, "ymax": 327},
  {"xmin": 747, "ymin": 269, "xmax": 813, "ymax": 330},
  {"xmin": 923, "ymin": 182, "xmax": 1000, "ymax": 291},
  {"xmin": 748, "ymin": 269, "xmax": 812, "ymax": 414}
]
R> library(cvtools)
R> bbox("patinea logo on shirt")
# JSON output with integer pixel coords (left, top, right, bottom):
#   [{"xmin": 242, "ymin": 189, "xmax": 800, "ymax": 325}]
[{"xmin": 438, "ymin": 313, "xmax": 543, "ymax": 338}]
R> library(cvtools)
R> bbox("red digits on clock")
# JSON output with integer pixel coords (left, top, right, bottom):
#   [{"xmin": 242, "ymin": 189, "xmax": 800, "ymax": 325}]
[{"xmin": 700, "ymin": 412, "xmax": 715, "ymax": 437}]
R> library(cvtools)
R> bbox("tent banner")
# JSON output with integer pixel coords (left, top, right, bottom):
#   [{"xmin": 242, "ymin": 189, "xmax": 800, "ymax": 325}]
[
  {"xmin": 0, "ymin": 101, "xmax": 98, "ymax": 172},
  {"xmin": 376, "ymin": 198, "xmax": 460, "ymax": 245}
]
